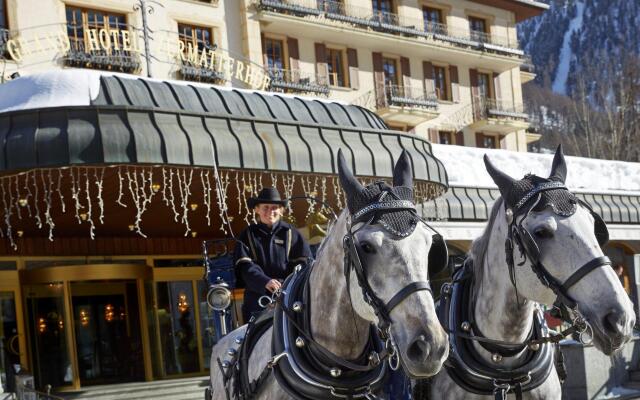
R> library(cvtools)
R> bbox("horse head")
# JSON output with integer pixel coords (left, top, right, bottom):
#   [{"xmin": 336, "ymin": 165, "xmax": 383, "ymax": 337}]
[
  {"xmin": 484, "ymin": 145, "xmax": 635, "ymax": 355},
  {"xmin": 336, "ymin": 149, "xmax": 448, "ymax": 377}
]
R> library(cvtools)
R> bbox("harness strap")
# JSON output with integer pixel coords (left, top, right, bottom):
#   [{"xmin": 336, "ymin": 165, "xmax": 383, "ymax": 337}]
[
  {"xmin": 561, "ymin": 256, "xmax": 610, "ymax": 293},
  {"xmin": 278, "ymin": 295, "xmax": 389, "ymax": 372},
  {"xmin": 385, "ymin": 281, "xmax": 432, "ymax": 314}
]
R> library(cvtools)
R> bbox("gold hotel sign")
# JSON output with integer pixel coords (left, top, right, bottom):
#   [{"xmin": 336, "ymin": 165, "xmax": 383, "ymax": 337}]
[{"xmin": 5, "ymin": 27, "xmax": 272, "ymax": 91}]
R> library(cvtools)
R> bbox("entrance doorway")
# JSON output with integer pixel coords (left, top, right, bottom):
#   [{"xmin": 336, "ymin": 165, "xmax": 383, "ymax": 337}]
[{"xmin": 71, "ymin": 282, "xmax": 144, "ymax": 386}]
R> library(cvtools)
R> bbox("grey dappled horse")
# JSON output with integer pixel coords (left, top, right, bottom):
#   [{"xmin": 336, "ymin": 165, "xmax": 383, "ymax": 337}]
[
  {"xmin": 209, "ymin": 150, "xmax": 448, "ymax": 399},
  {"xmin": 417, "ymin": 146, "xmax": 635, "ymax": 400}
]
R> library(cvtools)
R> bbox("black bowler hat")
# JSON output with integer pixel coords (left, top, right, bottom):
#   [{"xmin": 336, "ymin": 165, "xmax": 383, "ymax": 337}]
[{"xmin": 248, "ymin": 187, "xmax": 287, "ymax": 209}]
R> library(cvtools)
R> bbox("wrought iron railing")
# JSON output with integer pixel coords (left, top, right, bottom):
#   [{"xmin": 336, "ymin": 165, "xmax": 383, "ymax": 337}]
[
  {"xmin": 254, "ymin": 0, "xmax": 520, "ymax": 52},
  {"xmin": 178, "ymin": 43, "xmax": 225, "ymax": 84},
  {"xmin": 472, "ymin": 96, "xmax": 528, "ymax": 121},
  {"xmin": 377, "ymin": 84, "xmax": 439, "ymax": 110},
  {"xmin": 267, "ymin": 68, "xmax": 330, "ymax": 95},
  {"xmin": 64, "ymin": 23, "xmax": 141, "ymax": 73},
  {"xmin": 520, "ymin": 55, "xmax": 535, "ymax": 74}
]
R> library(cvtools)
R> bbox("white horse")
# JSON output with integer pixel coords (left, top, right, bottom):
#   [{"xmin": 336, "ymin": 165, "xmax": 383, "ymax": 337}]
[
  {"xmin": 417, "ymin": 145, "xmax": 636, "ymax": 400},
  {"xmin": 209, "ymin": 149, "xmax": 449, "ymax": 399}
]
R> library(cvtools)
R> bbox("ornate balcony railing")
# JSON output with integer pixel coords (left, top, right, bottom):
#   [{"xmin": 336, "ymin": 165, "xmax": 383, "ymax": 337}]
[
  {"xmin": 378, "ymin": 84, "xmax": 439, "ymax": 110},
  {"xmin": 520, "ymin": 55, "xmax": 535, "ymax": 74},
  {"xmin": 254, "ymin": 0, "xmax": 521, "ymax": 55},
  {"xmin": 472, "ymin": 96, "xmax": 528, "ymax": 121},
  {"xmin": 267, "ymin": 68, "xmax": 330, "ymax": 95},
  {"xmin": 64, "ymin": 24, "xmax": 141, "ymax": 73}
]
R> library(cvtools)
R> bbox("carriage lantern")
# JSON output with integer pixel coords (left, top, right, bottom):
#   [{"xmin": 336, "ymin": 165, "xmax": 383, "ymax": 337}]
[{"xmin": 203, "ymin": 239, "xmax": 237, "ymax": 339}]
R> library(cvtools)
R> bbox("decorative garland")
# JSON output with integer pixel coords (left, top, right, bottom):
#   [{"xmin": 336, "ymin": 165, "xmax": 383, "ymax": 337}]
[{"xmin": 0, "ymin": 165, "xmax": 444, "ymax": 249}]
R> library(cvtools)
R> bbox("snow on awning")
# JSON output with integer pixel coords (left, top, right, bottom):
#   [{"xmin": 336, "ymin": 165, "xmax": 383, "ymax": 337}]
[
  {"xmin": 420, "ymin": 144, "xmax": 640, "ymax": 225},
  {"xmin": 0, "ymin": 71, "xmax": 448, "ymax": 199}
]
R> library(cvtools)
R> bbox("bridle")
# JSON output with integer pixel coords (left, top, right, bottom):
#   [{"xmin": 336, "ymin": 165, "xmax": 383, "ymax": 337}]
[
  {"xmin": 505, "ymin": 181, "xmax": 611, "ymax": 312},
  {"xmin": 342, "ymin": 194, "xmax": 441, "ymax": 368}
]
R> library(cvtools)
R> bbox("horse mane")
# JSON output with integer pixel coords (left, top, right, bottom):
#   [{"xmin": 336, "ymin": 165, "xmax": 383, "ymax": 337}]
[
  {"xmin": 469, "ymin": 197, "xmax": 504, "ymax": 288},
  {"xmin": 313, "ymin": 210, "xmax": 348, "ymax": 263}
]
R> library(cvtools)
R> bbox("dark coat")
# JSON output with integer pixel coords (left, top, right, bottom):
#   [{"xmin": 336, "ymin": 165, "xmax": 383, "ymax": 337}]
[{"xmin": 234, "ymin": 221, "xmax": 311, "ymax": 321}]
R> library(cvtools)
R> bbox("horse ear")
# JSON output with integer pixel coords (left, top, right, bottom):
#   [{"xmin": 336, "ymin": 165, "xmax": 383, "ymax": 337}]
[
  {"xmin": 337, "ymin": 149, "xmax": 363, "ymax": 204},
  {"xmin": 483, "ymin": 154, "xmax": 515, "ymax": 197},
  {"xmin": 548, "ymin": 144, "xmax": 567, "ymax": 183},
  {"xmin": 393, "ymin": 150, "xmax": 413, "ymax": 188}
]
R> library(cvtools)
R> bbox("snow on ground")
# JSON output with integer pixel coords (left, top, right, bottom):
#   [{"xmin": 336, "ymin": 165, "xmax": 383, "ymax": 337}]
[
  {"xmin": 552, "ymin": 0, "xmax": 585, "ymax": 95},
  {"xmin": 432, "ymin": 144, "xmax": 640, "ymax": 194}
]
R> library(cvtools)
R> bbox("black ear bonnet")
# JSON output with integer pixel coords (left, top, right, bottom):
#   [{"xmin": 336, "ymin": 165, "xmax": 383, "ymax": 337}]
[{"xmin": 338, "ymin": 150, "xmax": 449, "ymax": 278}]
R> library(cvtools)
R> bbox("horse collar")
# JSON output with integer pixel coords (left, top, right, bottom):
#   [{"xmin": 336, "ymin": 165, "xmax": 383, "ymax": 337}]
[
  {"xmin": 272, "ymin": 266, "xmax": 389, "ymax": 400},
  {"xmin": 438, "ymin": 264, "xmax": 555, "ymax": 399}
]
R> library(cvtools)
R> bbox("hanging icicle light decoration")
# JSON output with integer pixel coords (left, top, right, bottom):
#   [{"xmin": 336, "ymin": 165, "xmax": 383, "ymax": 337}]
[{"xmin": 177, "ymin": 293, "xmax": 189, "ymax": 313}]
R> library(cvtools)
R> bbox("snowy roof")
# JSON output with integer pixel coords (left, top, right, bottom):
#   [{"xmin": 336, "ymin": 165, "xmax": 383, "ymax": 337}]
[
  {"xmin": 432, "ymin": 144, "xmax": 640, "ymax": 195},
  {"xmin": 0, "ymin": 69, "xmax": 351, "ymax": 114}
]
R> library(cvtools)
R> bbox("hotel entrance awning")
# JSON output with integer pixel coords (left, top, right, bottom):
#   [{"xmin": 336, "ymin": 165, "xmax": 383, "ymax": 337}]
[{"xmin": 0, "ymin": 71, "xmax": 448, "ymax": 194}]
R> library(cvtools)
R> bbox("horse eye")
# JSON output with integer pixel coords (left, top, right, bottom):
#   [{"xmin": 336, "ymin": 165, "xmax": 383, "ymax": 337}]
[
  {"xmin": 360, "ymin": 241, "xmax": 376, "ymax": 254},
  {"xmin": 534, "ymin": 227, "xmax": 554, "ymax": 239}
]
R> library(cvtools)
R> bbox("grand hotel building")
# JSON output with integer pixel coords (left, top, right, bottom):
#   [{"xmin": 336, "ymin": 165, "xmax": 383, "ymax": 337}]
[{"xmin": 15, "ymin": 1, "xmax": 640, "ymax": 399}]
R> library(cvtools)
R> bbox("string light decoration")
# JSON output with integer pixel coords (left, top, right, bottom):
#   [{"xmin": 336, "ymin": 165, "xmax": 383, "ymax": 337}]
[
  {"xmin": 0, "ymin": 164, "xmax": 444, "ymax": 249},
  {"xmin": 177, "ymin": 293, "xmax": 189, "ymax": 313},
  {"xmin": 105, "ymin": 304, "xmax": 115, "ymax": 322},
  {"xmin": 79, "ymin": 309, "xmax": 89, "ymax": 327},
  {"xmin": 38, "ymin": 318, "xmax": 47, "ymax": 334}
]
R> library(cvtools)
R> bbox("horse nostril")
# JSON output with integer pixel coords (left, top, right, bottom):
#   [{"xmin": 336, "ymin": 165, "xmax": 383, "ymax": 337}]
[
  {"xmin": 407, "ymin": 334, "xmax": 431, "ymax": 363},
  {"xmin": 603, "ymin": 310, "xmax": 628, "ymax": 337}
]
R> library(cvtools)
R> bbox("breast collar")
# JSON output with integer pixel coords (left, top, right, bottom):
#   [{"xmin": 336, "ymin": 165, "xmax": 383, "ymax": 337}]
[
  {"xmin": 272, "ymin": 265, "xmax": 389, "ymax": 400},
  {"xmin": 438, "ymin": 263, "xmax": 555, "ymax": 400}
]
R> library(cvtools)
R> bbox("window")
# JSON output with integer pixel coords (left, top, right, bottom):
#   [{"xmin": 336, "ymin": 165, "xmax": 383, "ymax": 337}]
[
  {"xmin": 423, "ymin": 7, "xmax": 444, "ymax": 34},
  {"xmin": 178, "ymin": 23, "xmax": 214, "ymax": 55},
  {"xmin": 382, "ymin": 57, "xmax": 399, "ymax": 87},
  {"xmin": 318, "ymin": 0, "xmax": 343, "ymax": 14},
  {"xmin": 326, "ymin": 48, "xmax": 346, "ymax": 87},
  {"xmin": 372, "ymin": 0, "xmax": 393, "ymax": 13},
  {"xmin": 65, "ymin": 6, "xmax": 127, "ymax": 53},
  {"xmin": 469, "ymin": 16, "xmax": 488, "ymax": 42},
  {"xmin": 263, "ymin": 37, "xmax": 285, "ymax": 71},
  {"xmin": 477, "ymin": 72, "xmax": 492, "ymax": 99},
  {"xmin": 479, "ymin": 134, "xmax": 498, "ymax": 149},
  {"xmin": 433, "ymin": 65, "xmax": 448, "ymax": 100},
  {"xmin": 439, "ymin": 131, "xmax": 453, "ymax": 145}
]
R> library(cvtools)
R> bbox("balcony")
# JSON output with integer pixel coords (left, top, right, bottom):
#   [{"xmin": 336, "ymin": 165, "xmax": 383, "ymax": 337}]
[
  {"xmin": 253, "ymin": 0, "xmax": 523, "ymax": 58},
  {"xmin": 359, "ymin": 84, "xmax": 439, "ymax": 125},
  {"xmin": 470, "ymin": 96, "xmax": 529, "ymax": 133},
  {"xmin": 520, "ymin": 55, "xmax": 536, "ymax": 83},
  {"xmin": 64, "ymin": 29, "xmax": 141, "ymax": 73},
  {"xmin": 267, "ymin": 68, "xmax": 330, "ymax": 95}
]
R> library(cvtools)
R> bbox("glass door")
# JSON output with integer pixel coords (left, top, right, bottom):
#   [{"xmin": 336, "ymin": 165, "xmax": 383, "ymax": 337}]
[
  {"xmin": 71, "ymin": 281, "xmax": 144, "ymax": 386},
  {"xmin": 0, "ymin": 292, "xmax": 19, "ymax": 393},
  {"xmin": 25, "ymin": 283, "xmax": 74, "ymax": 389}
]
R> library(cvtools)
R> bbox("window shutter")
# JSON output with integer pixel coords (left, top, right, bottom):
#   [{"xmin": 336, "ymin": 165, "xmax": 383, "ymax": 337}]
[
  {"xmin": 347, "ymin": 48, "xmax": 359, "ymax": 89},
  {"xmin": 455, "ymin": 131, "xmax": 464, "ymax": 146},
  {"xmin": 493, "ymin": 71, "xmax": 501, "ymax": 103},
  {"xmin": 428, "ymin": 128, "xmax": 439, "ymax": 143},
  {"xmin": 469, "ymin": 68, "xmax": 479, "ymax": 98},
  {"xmin": 400, "ymin": 56, "xmax": 411, "ymax": 90},
  {"xmin": 450, "ymin": 65, "xmax": 460, "ymax": 103},
  {"xmin": 315, "ymin": 43, "xmax": 328, "ymax": 85},
  {"xmin": 475, "ymin": 132, "xmax": 484, "ymax": 148},
  {"xmin": 288, "ymin": 37, "xmax": 300, "ymax": 82},
  {"xmin": 422, "ymin": 61, "xmax": 435, "ymax": 95},
  {"xmin": 372, "ymin": 52, "xmax": 385, "ymax": 108},
  {"xmin": 261, "ymin": 33, "xmax": 267, "ymax": 67}
]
